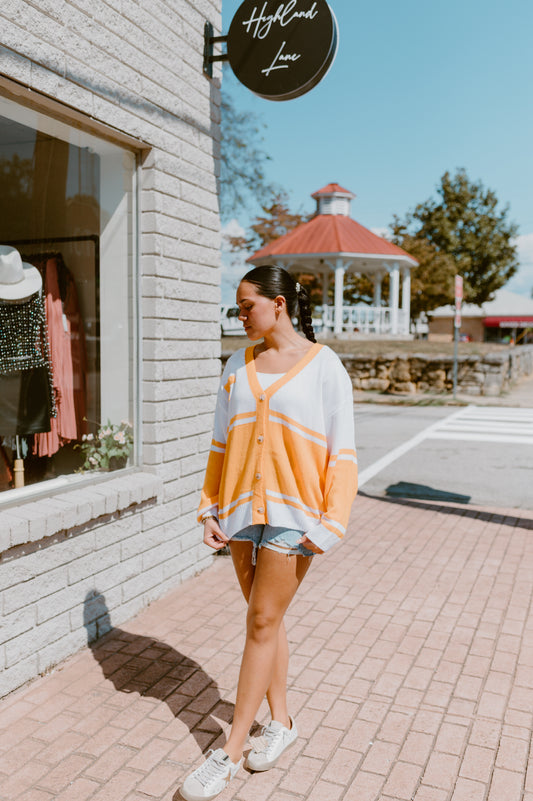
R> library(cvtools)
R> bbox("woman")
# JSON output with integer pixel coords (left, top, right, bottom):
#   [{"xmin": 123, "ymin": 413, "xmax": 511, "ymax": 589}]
[{"xmin": 181, "ymin": 266, "xmax": 357, "ymax": 801}]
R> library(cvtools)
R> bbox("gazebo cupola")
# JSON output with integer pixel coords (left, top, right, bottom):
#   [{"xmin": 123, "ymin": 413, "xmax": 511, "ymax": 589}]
[
  {"xmin": 247, "ymin": 182, "xmax": 418, "ymax": 336},
  {"xmin": 312, "ymin": 183, "xmax": 355, "ymax": 217}
]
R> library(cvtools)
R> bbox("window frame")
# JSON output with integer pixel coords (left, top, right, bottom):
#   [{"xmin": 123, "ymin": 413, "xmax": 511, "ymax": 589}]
[{"xmin": 0, "ymin": 81, "xmax": 145, "ymax": 509}]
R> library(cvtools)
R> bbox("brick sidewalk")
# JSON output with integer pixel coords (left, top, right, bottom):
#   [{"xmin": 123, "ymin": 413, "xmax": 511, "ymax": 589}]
[{"xmin": 1, "ymin": 495, "xmax": 533, "ymax": 801}]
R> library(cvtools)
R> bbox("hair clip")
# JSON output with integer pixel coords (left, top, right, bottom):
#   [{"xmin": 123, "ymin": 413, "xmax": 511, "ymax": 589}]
[{"xmin": 295, "ymin": 282, "xmax": 302, "ymax": 293}]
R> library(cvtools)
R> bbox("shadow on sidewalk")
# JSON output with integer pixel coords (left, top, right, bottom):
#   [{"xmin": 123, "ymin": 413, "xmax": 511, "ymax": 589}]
[
  {"xmin": 359, "ymin": 490, "xmax": 533, "ymax": 529},
  {"xmin": 83, "ymin": 590, "xmax": 238, "ymax": 755}
]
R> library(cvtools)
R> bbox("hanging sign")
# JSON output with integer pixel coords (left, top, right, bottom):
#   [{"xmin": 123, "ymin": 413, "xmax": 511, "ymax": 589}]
[{"xmin": 227, "ymin": 0, "xmax": 339, "ymax": 101}]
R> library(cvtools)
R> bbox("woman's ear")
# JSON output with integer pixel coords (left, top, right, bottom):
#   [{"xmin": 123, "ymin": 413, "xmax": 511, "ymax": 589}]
[{"xmin": 274, "ymin": 294, "xmax": 286, "ymax": 314}]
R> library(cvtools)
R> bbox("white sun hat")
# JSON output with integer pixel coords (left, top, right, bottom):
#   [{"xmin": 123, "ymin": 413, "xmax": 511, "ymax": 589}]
[{"xmin": 0, "ymin": 246, "xmax": 42, "ymax": 301}]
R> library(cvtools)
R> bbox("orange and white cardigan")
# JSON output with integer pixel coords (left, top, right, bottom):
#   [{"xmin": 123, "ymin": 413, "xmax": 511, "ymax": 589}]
[{"xmin": 198, "ymin": 343, "xmax": 358, "ymax": 552}]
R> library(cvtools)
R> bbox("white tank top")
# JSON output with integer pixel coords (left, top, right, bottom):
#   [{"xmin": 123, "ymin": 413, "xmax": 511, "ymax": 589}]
[{"xmin": 257, "ymin": 372, "xmax": 286, "ymax": 389}]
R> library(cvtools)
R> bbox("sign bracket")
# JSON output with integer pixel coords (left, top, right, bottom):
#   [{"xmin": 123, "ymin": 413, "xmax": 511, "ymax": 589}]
[{"xmin": 203, "ymin": 22, "xmax": 229, "ymax": 78}]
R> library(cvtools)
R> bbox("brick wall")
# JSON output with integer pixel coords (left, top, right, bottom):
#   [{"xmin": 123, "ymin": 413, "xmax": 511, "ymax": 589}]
[{"xmin": 0, "ymin": 0, "xmax": 222, "ymax": 696}]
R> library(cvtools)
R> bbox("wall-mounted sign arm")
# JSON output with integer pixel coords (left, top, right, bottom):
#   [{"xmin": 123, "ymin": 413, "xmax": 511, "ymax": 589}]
[{"xmin": 203, "ymin": 22, "xmax": 229, "ymax": 78}]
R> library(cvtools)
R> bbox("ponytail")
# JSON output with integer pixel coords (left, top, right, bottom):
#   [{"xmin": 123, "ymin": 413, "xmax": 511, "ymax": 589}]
[{"xmin": 295, "ymin": 282, "xmax": 317, "ymax": 343}]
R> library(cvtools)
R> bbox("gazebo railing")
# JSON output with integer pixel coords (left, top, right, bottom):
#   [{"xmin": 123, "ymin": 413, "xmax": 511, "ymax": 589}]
[{"xmin": 321, "ymin": 306, "xmax": 407, "ymax": 334}]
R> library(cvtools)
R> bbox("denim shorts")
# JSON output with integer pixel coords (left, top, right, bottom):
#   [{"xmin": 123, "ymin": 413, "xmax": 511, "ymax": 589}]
[{"xmin": 231, "ymin": 524, "xmax": 315, "ymax": 564}]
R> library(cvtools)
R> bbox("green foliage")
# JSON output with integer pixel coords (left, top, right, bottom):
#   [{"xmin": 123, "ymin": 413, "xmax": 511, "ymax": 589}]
[
  {"xmin": 393, "ymin": 169, "xmax": 519, "ymax": 306},
  {"xmin": 220, "ymin": 82, "xmax": 275, "ymax": 221},
  {"xmin": 75, "ymin": 419, "xmax": 133, "ymax": 472}
]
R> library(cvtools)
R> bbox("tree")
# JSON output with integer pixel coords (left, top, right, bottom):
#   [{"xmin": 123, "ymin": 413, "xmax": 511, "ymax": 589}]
[
  {"xmin": 393, "ymin": 169, "xmax": 519, "ymax": 305},
  {"xmin": 227, "ymin": 190, "xmax": 311, "ymax": 252},
  {"xmin": 219, "ymin": 84, "xmax": 275, "ymax": 222}
]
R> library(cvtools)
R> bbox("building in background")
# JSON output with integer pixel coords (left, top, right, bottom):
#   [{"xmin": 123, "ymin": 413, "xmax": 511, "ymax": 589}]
[
  {"xmin": 429, "ymin": 288, "xmax": 533, "ymax": 344},
  {"xmin": 0, "ymin": 0, "xmax": 222, "ymax": 696}
]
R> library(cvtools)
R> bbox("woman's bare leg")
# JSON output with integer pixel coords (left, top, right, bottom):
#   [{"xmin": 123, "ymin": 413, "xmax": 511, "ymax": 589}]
[
  {"xmin": 230, "ymin": 543, "xmax": 292, "ymax": 726},
  {"xmin": 224, "ymin": 545, "xmax": 312, "ymax": 762}
]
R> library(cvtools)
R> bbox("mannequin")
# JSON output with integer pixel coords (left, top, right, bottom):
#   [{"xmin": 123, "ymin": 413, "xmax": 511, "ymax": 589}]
[{"xmin": 0, "ymin": 246, "xmax": 56, "ymax": 487}]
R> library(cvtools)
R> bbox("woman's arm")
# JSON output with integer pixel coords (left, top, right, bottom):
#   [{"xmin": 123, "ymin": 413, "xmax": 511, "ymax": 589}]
[
  {"xmin": 303, "ymin": 364, "xmax": 358, "ymax": 552},
  {"xmin": 197, "ymin": 365, "xmax": 232, "ymax": 523}
]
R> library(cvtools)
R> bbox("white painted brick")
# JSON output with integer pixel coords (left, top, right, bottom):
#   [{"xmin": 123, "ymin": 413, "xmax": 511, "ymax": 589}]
[
  {"xmin": 5, "ymin": 612, "xmax": 70, "ymax": 668},
  {"xmin": 141, "ymin": 499, "xmax": 181, "ymax": 532},
  {"xmin": 93, "ymin": 554, "xmax": 144, "ymax": 595},
  {"xmin": 38, "ymin": 628, "xmax": 88, "ymax": 675},
  {"xmin": 25, "ymin": 532, "xmax": 96, "ymax": 577},
  {"xmin": 36, "ymin": 584, "xmax": 78, "ymax": 625},
  {"xmin": 120, "ymin": 563, "xmax": 165, "ymax": 603},
  {"xmin": 3, "ymin": 567, "xmax": 68, "ymax": 615},
  {"xmin": 0, "ymin": 606, "xmax": 35, "ymax": 647},
  {"xmin": 0, "ymin": 656, "xmax": 39, "ymax": 698},
  {"xmin": 67, "ymin": 542, "xmax": 122, "ymax": 586}
]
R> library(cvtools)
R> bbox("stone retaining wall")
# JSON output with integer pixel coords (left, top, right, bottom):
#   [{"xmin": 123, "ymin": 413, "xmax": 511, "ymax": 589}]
[{"xmin": 342, "ymin": 345, "xmax": 533, "ymax": 396}]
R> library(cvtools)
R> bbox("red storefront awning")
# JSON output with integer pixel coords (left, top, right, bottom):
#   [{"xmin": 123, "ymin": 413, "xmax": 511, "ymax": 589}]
[{"xmin": 484, "ymin": 316, "xmax": 533, "ymax": 328}]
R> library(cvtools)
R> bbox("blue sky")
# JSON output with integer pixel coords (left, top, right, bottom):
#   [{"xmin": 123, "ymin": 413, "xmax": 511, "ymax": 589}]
[{"xmin": 220, "ymin": 0, "xmax": 533, "ymax": 302}]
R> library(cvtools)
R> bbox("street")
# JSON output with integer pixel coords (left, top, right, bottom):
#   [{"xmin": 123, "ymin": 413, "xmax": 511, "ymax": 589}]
[{"xmin": 354, "ymin": 403, "xmax": 533, "ymax": 510}]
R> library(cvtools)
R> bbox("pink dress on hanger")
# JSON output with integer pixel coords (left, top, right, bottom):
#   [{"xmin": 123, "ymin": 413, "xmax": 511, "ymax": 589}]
[{"xmin": 33, "ymin": 257, "xmax": 87, "ymax": 457}]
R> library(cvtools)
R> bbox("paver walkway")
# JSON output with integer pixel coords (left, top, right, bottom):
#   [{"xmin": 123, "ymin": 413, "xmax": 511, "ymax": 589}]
[{"xmin": 1, "ymin": 494, "xmax": 533, "ymax": 801}]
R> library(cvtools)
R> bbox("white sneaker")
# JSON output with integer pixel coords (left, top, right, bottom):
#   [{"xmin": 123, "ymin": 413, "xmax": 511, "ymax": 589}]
[
  {"xmin": 180, "ymin": 748, "xmax": 242, "ymax": 801},
  {"xmin": 245, "ymin": 717, "xmax": 298, "ymax": 771}
]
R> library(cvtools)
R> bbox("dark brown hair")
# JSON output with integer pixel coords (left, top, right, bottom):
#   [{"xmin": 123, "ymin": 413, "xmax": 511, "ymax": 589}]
[{"xmin": 241, "ymin": 265, "xmax": 317, "ymax": 342}]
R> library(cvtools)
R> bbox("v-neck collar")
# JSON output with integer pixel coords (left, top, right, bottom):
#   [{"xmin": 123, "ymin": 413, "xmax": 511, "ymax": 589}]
[{"xmin": 245, "ymin": 342, "xmax": 323, "ymax": 399}]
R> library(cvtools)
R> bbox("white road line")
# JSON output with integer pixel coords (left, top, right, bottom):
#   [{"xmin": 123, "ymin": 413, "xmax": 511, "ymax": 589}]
[
  {"xmin": 358, "ymin": 407, "xmax": 468, "ymax": 488},
  {"xmin": 425, "ymin": 406, "xmax": 533, "ymax": 444},
  {"xmin": 358, "ymin": 405, "xmax": 533, "ymax": 488},
  {"xmin": 429, "ymin": 432, "xmax": 533, "ymax": 445}
]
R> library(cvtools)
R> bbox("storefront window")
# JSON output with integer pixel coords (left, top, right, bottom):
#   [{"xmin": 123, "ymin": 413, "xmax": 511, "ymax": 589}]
[{"xmin": 0, "ymin": 95, "xmax": 137, "ymax": 496}]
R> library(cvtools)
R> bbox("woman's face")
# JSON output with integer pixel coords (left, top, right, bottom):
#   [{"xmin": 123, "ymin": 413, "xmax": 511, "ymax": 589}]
[{"xmin": 237, "ymin": 281, "xmax": 281, "ymax": 340}]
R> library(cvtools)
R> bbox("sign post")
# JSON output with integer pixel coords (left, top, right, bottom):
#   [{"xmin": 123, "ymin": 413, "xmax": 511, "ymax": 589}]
[{"xmin": 453, "ymin": 274, "xmax": 463, "ymax": 400}]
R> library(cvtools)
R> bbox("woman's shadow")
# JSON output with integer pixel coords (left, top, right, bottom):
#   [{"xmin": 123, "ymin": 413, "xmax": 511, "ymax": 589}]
[{"xmin": 83, "ymin": 589, "xmax": 253, "ymax": 757}]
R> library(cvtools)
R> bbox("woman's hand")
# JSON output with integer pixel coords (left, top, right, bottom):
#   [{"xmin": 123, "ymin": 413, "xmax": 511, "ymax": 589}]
[
  {"xmin": 297, "ymin": 535, "xmax": 324, "ymax": 555},
  {"xmin": 203, "ymin": 517, "xmax": 230, "ymax": 551}
]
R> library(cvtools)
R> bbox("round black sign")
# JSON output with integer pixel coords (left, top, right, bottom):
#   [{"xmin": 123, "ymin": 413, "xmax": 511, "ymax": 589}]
[{"xmin": 227, "ymin": 0, "xmax": 339, "ymax": 102}]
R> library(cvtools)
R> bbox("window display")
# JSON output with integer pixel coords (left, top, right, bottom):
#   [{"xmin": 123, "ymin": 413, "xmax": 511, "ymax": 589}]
[{"xmin": 0, "ymin": 95, "xmax": 137, "ymax": 495}]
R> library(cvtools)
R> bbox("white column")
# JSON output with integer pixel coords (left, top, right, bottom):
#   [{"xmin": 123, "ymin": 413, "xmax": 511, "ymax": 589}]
[
  {"xmin": 322, "ymin": 270, "xmax": 329, "ymax": 306},
  {"xmin": 389, "ymin": 262, "xmax": 400, "ymax": 335},
  {"xmin": 373, "ymin": 272, "xmax": 382, "ymax": 307},
  {"xmin": 334, "ymin": 260, "xmax": 346, "ymax": 335},
  {"xmin": 401, "ymin": 267, "xmax": 411, "ymax": 334}
]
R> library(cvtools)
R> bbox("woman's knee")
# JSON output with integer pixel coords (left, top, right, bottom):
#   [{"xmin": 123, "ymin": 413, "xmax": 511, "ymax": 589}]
[{"xmin": 246, "ymin": 607, "xmax": 282, "ymax": 643}]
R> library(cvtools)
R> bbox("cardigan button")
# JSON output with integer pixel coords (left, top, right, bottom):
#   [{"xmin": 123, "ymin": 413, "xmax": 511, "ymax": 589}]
[
  {"xmin": 257, "ymin": 436, "xmax": 264, "ymax": 443},
  {"xmin": 257, "ymin": 507, "xmax": 264, "ymax": 514},
  {"xmin": 255, "ymin": 473, "xmax": 261, "ymax": 480},
  {"xmin": 259, "ymin": 394, "xmax": 266, "ymax": 401}
]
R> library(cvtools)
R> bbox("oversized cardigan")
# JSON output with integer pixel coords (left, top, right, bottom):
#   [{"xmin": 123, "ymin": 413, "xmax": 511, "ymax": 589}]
[{"xmin": 198, "ymin": 343, "xmax": 358, "ymax": 552}]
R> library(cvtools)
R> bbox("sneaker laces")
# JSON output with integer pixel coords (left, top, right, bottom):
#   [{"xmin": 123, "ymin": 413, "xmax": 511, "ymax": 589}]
[
  {"xmin": 251, "ymin": 724, "xmax": 281, "ymax": 755},
  {"xmin": 193, "ymin": 750, "xmax": 232, "ymax": 788}
]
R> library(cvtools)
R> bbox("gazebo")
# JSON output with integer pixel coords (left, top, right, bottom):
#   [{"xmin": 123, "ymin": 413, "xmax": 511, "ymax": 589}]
[{"xmin": 247, "ymin": 183, "xmax": 418, "ymax": 336}]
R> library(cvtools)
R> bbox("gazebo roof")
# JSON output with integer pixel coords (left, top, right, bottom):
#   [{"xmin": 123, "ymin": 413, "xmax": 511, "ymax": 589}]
[
  {"xmin": 248, "ymin": 212, "xmax": 417, "ymax": 264},
  {"xmin": 311, "ymin": 182, "xmax": 355, "ymax": 200}
]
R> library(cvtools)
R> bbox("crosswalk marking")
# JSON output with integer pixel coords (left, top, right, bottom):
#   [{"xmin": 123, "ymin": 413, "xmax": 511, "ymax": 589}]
[
  {"xmin": 425, "ymin": 406, "xmax": 533, "ymax": 445},
  {"xmin": 358, "ymin": 405, "xmax": 533, "ymax": 487}
]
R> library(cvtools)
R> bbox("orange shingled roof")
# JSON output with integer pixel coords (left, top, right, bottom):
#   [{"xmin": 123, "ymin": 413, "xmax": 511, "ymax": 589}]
[
  {"xmin": 248, "ymin": 214, "xmax": 416, "ymax": 261},
  {"xmin": 312, "ymin": 182, "xmax": 355, "ymax": 198}
]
